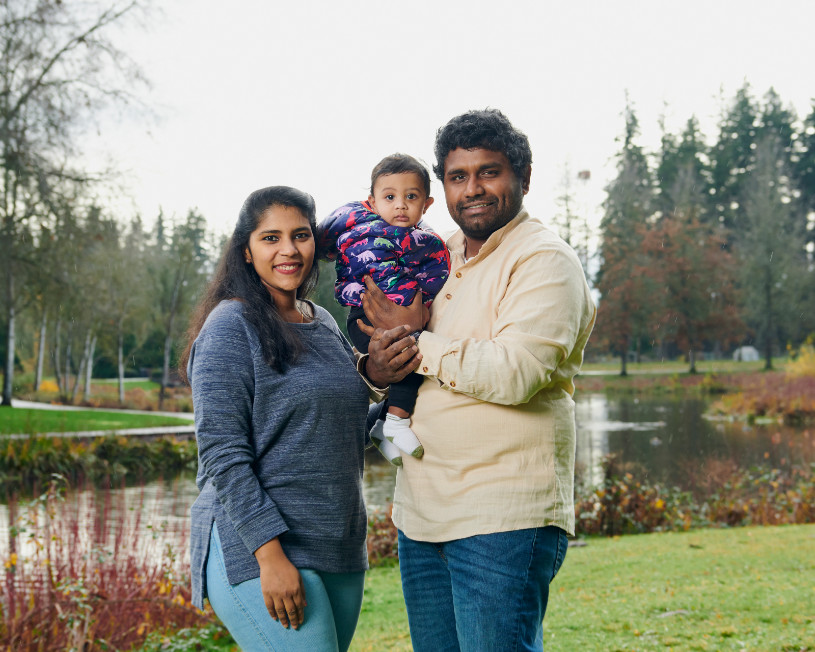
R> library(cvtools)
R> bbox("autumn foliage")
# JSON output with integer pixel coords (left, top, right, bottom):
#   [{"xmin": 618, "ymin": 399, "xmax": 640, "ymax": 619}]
[
  {"xmin": 367, "ymin": 505, "xmax": 399, "ymax": 567},
  {"xmin": 0, "ymin": 479, "xmax": 216, "ymax": 650},
  {"xmin": 574, "ymin": 454, "xmax": 814, "ymax": 536},
  {"xmin": 709, "ymin": 341, "xmax": 815, "ymax": 424}
]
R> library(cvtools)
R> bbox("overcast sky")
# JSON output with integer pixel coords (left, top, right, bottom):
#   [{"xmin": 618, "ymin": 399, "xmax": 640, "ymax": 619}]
[{"xmin": 89, "ymin": 0, "xmax": 815, "ymax": 239}]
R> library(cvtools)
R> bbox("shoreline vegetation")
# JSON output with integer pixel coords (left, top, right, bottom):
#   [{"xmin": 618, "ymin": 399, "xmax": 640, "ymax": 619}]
[
  {"xmin": 11, "ymin": 346, "xmax": 815, "ymax": 424},
  {"xmin": 2, "ymin": 479, "xmax": 812, "ymax": 651},
  {"xmin": 578, "ymin": 345, "xmax": 815, "ymax": 425},
  {"xmin": 1, "ymin": 352, "xmax": 813, "ymax": 649}
]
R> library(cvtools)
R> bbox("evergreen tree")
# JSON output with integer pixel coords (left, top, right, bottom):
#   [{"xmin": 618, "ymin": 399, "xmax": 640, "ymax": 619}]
[
  {"xmin": 644, "ymin": 164, "xmax": 741, "ymax": 372},
  {"xmin": 740, "ymin": 136, "xmax": 805, "ymax": 369},
  {"xmin": 311, "ymin": 262, "xmax": 349, "ymax": 337},
  {"xmin": 655, "ymin": 116, "xmax": 710, "ymax": 220},
  {"xmin": 792, "ymin": 102, "xmax": 815, "ymax": 248},
  {"xmin": 595, "ymin": 101, "xmax": 656, "ymax": 374},
  {"xmin": 709, "ymin": 83, "xmax": 759, "ymax": 236},
  {"xmin": 149, "ymin": 209, "xmax": 212, "ymax": 408}
]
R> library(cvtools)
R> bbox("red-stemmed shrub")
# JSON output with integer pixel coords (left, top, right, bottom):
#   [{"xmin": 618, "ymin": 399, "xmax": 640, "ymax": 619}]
[{"xmin": 1, "ymin": 478, "xmax": 219, "ymax": 650}]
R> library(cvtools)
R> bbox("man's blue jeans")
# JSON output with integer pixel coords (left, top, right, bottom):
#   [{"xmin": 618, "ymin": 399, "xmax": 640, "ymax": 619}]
[{"xmin": 397, "ymin": 526, "xmax": 568, "ymax": 652}]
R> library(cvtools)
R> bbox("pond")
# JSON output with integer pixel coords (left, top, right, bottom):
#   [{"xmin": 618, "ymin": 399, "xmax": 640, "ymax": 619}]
[
  {"xmin": 575, "ymin": 393, "xmax": 812, "ymax": 490},
  {"xmin": 2, "ymin": 394, "xmax": 811, "ymax": 563}
]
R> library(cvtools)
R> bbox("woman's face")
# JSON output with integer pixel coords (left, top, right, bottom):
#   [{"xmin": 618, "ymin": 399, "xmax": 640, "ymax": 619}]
[{"xmin": 243, "ymin": 205, "xmax": 315, "ymax": 303}]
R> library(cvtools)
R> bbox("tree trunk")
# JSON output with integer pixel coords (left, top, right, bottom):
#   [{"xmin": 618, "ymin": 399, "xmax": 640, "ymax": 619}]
[
  {"xmin": 2, "ymin": 301, "xmax": 15, "ymax": 406},
  {"xmin": 117, "ymin": 329, "xmax": 125, "ymax": 405},
  {"xmin": 35, "ymin": 309, "xmax": 47, "ymax": 392},
  {"xmin": 70, "ymin": 331, "xmax": 91, "ymax": 403},
  {"xmin": 159, "ymin": 271, "xmax": 184, "ymax": 411},
  {"xmin": 159, "ymin": 331, "xmax": 173, "ymax": 410},
  {"xmin": 63, "ymin": 332, "xmax": 73, "ymax": 402},
  {"xmin": 83, "ymin": 334, "xmax": 96, "ymax": 401},
  {"xmin": 52, "ymin": 317, "xmax": 63, "ymax": 396},
  {"xmin": 2, "ymin": 265, "xmax": 16, "ymax": 406},
  {"xmin": 619, "ymin": 340, "xmax": 628, "ymax": 377},
  {"xmin": 764, "ymin": 271, "xmax": 773, "ymax": 371},
  {"xmin": 688, "ymin": 349, "xmax": 697, "ymax": 374}
]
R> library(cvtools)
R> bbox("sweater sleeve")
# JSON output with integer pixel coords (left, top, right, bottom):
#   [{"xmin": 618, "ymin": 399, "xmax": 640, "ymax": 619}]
[{"xmin": 189, "ymin": 306, "xmax": 289, "ymax": 553}]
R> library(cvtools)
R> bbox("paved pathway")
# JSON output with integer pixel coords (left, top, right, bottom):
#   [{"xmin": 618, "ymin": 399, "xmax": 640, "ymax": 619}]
[
  {"xmin": 10, "ymin": 399, "xmax": 194, "ymax": 420},
  {"xmin": 4, "ymin": 399, "xmax": 195, "ymax": 440}
]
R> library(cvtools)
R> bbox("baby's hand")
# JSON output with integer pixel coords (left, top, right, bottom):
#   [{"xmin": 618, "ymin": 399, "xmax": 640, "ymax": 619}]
[{"xmin": 361, "ymin": 276, "xmax": 423, "ymax": 332}]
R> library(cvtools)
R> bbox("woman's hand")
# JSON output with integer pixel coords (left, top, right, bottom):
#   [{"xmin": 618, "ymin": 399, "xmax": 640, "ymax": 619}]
[
  {"xmin": 254, "ymin": 538, "xmax": 307, "ymax": 630},
  {"xmin": 359, "ymin": 323, "xmax": 422, "ymax": 387},
  {"xmin": 360, "ymin": 276, "xmax": 426, "ymax": 331}
]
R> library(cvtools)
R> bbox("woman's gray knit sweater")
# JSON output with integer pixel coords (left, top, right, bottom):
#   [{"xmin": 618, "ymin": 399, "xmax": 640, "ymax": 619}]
[{"xmin": 188, "ymin": 300, "xmax": 370, "ymax": 609}]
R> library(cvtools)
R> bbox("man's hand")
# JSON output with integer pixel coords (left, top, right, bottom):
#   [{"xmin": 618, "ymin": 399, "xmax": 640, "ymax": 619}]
[
  {"xmin": 360, "ymin": 324, "xmax": 422, "ymax": 387},
  {"xmin": 361, "ymin": 276, "xmax": 426, "ymax": 331}
]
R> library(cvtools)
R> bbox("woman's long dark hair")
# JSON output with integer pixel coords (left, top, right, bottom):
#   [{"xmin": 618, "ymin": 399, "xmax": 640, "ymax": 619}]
[{"xmin": 179, "ymin": 186, "xmax": 319, "ymax": 381}]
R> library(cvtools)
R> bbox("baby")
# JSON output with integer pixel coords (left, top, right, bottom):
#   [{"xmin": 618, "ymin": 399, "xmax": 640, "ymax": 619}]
[{"xmin": 319, "ymin": 153, "xmax": 450, "ymax": 465}]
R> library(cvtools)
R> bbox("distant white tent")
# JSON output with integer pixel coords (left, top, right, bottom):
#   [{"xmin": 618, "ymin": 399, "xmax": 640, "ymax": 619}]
[{"xmin": 732, "ymin": 346, "xmax": 760, "ymax": 362}]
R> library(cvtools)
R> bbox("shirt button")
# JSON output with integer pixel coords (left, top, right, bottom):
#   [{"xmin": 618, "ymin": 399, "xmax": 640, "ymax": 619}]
[
  {"xmin": 455, "ymin": 272, "xmax": 462, "ymax": 278},
  {"xmin": 450, "ymin": 381, "xmax": 456, "ymax": 388},
  {"xmin": 445, "ymin": 293, "xmax": 452, "ymax": 300},
  {"xmin": 422, "ymin": 366, "xmax": 429, "ymax": 372}
]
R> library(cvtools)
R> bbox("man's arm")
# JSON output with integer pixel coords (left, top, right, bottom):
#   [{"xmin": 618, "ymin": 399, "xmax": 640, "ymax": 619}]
[{"xmin": 365, "ymin": 249, "xmax": 595, "ymax": 406}]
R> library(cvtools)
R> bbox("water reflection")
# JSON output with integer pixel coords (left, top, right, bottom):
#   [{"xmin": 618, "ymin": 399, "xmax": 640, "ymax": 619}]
[
  {"xmin": 575, "ymin": 393, "xmax": 812, "ymax": 490},
  {"xmin": 3, "ymin": 395, "xmax": 810, "ymax": 560},
  {"xmin": 0, "ymin": 477, "xmax": 196, "ymax": 564},
  {"xmin": 363, "ymin": 450, "xmax": 398, "ymax": 514}
]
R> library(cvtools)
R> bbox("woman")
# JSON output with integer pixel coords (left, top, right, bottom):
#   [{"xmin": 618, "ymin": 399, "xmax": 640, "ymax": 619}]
[{"xmin": 179, "ymin": 186, "xmax": 371, "ymax": 651}]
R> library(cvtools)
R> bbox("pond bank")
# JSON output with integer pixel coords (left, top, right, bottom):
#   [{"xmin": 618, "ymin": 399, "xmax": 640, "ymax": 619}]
[{"xmin": 577, "ymin": 364, "xmax": 815, "ymax": 424}]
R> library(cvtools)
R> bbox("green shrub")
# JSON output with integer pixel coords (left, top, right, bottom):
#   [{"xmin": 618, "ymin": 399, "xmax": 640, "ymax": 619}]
[{"xmin": 0, "ymin": 435, "xmax": 198, "ymax": 492}]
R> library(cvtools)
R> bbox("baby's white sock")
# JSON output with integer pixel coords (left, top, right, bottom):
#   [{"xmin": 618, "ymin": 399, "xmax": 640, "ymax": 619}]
[
  {"xmin": 370, "ymin": 418, "xmax": 403, "ymax": 467},
  {"xmin": 383, "ymin": 413, "xmax": 424, "ymax": 459}
]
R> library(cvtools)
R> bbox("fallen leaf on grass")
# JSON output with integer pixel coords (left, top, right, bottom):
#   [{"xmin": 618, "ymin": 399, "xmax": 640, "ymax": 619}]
[{"xmin": 657, "ymin": 610, "xmax": 691, "ymax": 618}]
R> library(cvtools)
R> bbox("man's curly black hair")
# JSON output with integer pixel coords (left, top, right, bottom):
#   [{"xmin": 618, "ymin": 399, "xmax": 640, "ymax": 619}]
[{"xmin": 432, "ymin": 109, "xmax": 532, "ymax": 181}]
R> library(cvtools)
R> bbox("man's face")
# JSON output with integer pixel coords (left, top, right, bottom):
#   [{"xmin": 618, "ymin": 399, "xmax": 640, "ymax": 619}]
[{"xmin": 442, "ymin": 147, "xmax": 530, "ymax": 242}]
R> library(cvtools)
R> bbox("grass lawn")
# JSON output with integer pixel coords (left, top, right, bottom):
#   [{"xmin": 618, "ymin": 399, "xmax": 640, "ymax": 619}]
[
  {"xmin": 0, "ymin": 406, "xmax": 193, "ymax": 435},
  {"xmin": 349, "ymin": 524, "xmax": 815, "ymax": 651},
  {"xmin": 91, "ymin": 378, "xmax": 162, "ymax": 392},
  {"xmin": 580, "ymin": 357, "xmax": 787, "ymax": 376}
]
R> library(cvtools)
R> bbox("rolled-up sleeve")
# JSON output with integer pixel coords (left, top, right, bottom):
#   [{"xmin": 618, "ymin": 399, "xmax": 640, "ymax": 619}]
[{"xmin": 417, "ymin": 247, "xmax": 595, "ymax": 405}]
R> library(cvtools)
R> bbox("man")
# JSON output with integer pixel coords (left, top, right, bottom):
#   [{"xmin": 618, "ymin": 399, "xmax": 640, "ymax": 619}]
[{"xmin": 362, "ymin": 109, "xmax": 596, "ymax": 651}]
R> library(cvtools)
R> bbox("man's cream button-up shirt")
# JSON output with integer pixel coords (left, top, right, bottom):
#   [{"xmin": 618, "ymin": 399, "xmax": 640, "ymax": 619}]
[{"xmin": 393, "ymin": 208, "xmax": 596, "ymax": 541}]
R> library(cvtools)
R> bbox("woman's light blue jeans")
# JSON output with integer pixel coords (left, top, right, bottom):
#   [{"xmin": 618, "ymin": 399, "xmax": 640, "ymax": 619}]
[
  {"xmin": 206, "ymin": 522, "xmax": 365, "ymax": 651},
  {"xmin": 397, "ymin": 526, "xmax": 569, "ymax": 652}
]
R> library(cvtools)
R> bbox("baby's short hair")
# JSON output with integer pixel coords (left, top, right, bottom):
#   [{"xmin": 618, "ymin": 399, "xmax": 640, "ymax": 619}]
[{"xmin": 370, "ymin": 153, "xmax": 431, "ymax": 197}]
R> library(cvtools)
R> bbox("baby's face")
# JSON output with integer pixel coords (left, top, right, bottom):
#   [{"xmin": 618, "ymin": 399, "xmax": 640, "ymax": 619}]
[{"xmin": 368, "ymin": 172, "xmax": 432, "ymax": 228}]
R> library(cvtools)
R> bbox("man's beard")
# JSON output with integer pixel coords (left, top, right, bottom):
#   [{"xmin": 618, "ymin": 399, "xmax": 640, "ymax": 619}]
[{"xmin": 453, "ymin": 192, "xmax": 524, "ymax": 241}]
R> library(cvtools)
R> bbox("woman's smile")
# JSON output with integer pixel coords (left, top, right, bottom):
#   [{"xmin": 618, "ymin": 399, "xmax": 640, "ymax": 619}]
[{"xmin": 244, "ymin": 205, "xmax": 316, "ymax": 305}]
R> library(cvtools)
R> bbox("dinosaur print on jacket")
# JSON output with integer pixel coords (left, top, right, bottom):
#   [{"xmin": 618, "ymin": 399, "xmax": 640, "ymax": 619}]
[{"xmin": 318, "ymin": 201, "xmax": 450, "ymax": 307}]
